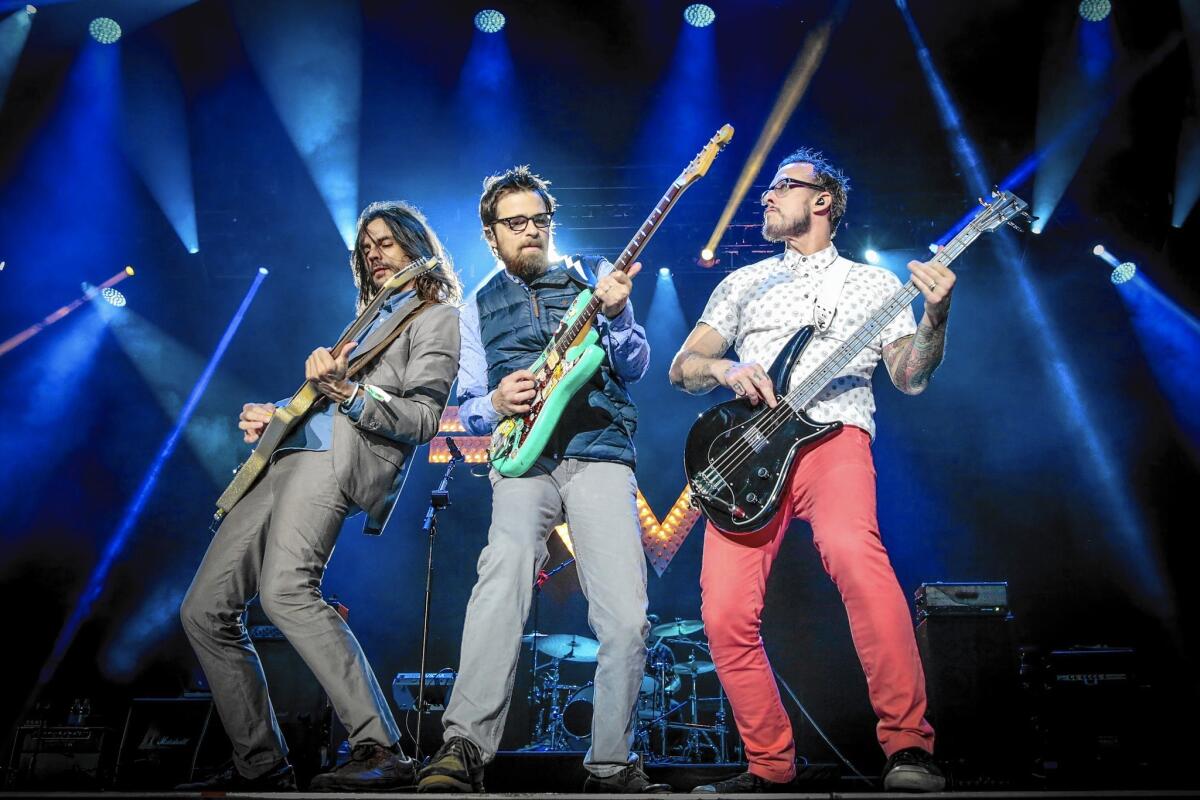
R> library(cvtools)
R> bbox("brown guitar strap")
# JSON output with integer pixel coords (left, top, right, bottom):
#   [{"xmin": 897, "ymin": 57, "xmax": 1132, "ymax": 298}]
[{"xmin": 346, "ymin": 300, "xmax": 434, "ymax": 379}]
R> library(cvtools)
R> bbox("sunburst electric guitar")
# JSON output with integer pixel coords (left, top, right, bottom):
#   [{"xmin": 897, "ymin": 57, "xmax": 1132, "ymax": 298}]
[
  {"xmin": 488, "ymin": 124, "xmax": 735, "ymax": 477},
  {"xmin": 684, "ymin": 189, "xmax": 1034, "ymax": 534},
  {"xmin": 213, "ymin": 256, "xmax": 439, "ymax": 524}
]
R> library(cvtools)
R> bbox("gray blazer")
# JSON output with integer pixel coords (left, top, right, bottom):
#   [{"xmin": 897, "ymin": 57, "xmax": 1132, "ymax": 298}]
[{"xmin": 330, "ymin": 299, "xmax": 460, "ymax": 534}]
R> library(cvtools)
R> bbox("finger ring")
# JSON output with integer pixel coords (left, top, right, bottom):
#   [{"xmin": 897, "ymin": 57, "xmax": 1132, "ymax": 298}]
[{"xmin": 929, "ymin": 281, "xmax": 937, "ymax": 291}]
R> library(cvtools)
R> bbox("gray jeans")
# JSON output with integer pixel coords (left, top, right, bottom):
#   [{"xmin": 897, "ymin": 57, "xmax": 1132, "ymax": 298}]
[
  {"xmin": 442, "ymin": 458, "xmax": 649, "ymax": 777},
  {"xmin": 180, "ymin": 449, "xmax": 400, "ymax": 778}
]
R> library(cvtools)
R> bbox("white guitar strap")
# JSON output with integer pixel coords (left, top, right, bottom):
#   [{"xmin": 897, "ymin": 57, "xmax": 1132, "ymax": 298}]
[{"xmin": 812, "ymin": 255, "xmax": 855, "ymax": 332}]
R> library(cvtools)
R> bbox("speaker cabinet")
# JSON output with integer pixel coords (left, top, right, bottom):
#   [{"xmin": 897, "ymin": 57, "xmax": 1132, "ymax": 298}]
[{"xmin": 915, "ymin": 615, "xmax": 1024, "ymax": 786}]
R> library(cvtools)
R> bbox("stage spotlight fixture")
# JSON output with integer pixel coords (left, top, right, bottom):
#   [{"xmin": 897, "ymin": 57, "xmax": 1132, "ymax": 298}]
[
  {"xmin": 864, "ymin": 249, "xmax": 880, "ymax": 264},
  {"xmin": 700, "ymin": 248, "xmax": 714, "ymax": 261},
  {"xmin": 1093, "ymin": 244, "xmax": 1106, "ymax": 256},
  {"xmin": 188, "ymin": 246, "xmax": 199, "ymax": 254},
  {"xmin": 101, "ymin": 287, "xmax": 126, "ymax": 307},
  {"xmin": 25, "ymin": 5, "xmax": 36, "ymax": 14},
  {"xmin": 89, "ymin": 17, "xmax": 121, "ymax": 44},
  {"xmin": 1111, "ymin": 262, "xmax": 1136, "ymax": 285},
  {"xmin": 684, "ymin": 3, "xmax": 715, "ymax": 28},
  {"xmin": 474, "ymin": 9, "xmax": 505, "ymax": 33},
  {"xmin": 658, "ymin": 267, "xmax": 672, "ymax": 278},
  {"xmin": 1078, "ymin": 0, "xmax": 1111, "ymax": 22},
  {"xmin": 928, "ymin": 243, "xmax": 939, "ymax": 254},
  {"xmin": 258, "ymin": 267, "xmax": 269, "ymax": 275}
]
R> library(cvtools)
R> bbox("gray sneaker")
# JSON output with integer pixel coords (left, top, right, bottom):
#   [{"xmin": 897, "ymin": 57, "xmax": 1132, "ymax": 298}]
[{"xmin": 882, "ymin": 747, "xmax": 945, "ymax": 792}]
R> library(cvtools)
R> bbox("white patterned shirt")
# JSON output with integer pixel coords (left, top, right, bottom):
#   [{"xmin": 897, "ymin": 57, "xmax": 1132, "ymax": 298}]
[{"xmin": 697, "ymin": 243, "xmax": 916, "ymax": 439}]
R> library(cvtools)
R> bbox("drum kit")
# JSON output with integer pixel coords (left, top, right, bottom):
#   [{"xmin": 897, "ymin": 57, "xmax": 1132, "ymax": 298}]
[{"xmin": 519, "ymin": 618, "xmax": 735, "ymax": 763}]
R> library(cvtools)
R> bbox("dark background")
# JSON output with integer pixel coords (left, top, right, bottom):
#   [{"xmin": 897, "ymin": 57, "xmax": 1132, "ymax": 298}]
[{"xmin": 0, "ymin": 0, "xmax": 1196, "ymax": 784}]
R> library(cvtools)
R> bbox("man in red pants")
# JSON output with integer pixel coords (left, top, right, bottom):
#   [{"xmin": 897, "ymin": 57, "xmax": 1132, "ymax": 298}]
[{"xmin": 669, "ymin": 147, "xmax": 951, "ymax": 793}]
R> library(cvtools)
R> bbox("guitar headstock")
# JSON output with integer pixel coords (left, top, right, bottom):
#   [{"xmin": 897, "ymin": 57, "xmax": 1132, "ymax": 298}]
[
  {"xmin": 677, "ymin": 124, "xmax": 735, "ymax": 188},
  {"xmin": 974, "ymin": 188, "xmax": 1036, "ymax": 234},
  {"xmin": 382, "ymin": 256, "xmax": 439, "ymax": 291}
]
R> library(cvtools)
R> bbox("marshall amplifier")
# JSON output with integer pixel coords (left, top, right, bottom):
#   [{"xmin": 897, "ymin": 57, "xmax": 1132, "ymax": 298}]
[
  {"xmin": 915, "ymin": 581, "xmax": 1009, "ymax": 618},
  {"xmin": 114, "ymin": 696, "xmax": 228, "ymax": 789}
]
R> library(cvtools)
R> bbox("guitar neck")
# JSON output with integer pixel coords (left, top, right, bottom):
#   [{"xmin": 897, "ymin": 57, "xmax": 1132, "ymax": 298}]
[
  {"xmin": 785, "ymin": 221, "xmax": 983, "ymax": 411},
  {"xmin": 550, "ymin": 178, "xmax": 691, "ymax": 360}
]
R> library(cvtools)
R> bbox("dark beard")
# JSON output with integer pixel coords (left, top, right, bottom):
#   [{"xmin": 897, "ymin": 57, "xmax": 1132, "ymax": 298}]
[
  {"xmin": 505, "ymin": 247, "xmax": 550, "ymax": 281},
  {"xmin": 762, "ymin": 208, "xmax": 811, "ymax": 242}
]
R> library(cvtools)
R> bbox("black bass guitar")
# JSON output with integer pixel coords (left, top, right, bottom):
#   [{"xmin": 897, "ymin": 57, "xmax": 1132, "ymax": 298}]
[{"xmin": 684, "ymin": 189, "xmax": 1032, "ymax": 534}]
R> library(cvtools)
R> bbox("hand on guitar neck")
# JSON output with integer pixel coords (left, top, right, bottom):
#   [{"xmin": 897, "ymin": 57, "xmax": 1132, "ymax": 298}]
[
  {"xmin": 306, "ymin": 341, "xmax": 360, "ymax": 404},
  {"xmin": 594, "ymin": 261, "xmax": 641, "ymax": 318}
]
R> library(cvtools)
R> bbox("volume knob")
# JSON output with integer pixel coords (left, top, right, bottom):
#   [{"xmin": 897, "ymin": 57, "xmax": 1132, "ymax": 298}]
[{"xmin": 745, "ymin": 492, "xmax": 758, "ymax": 504}]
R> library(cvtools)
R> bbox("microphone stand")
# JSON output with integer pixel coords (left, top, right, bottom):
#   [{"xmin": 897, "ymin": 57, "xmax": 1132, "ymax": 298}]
[
  {"xmin": 527, "ymin": 556, "xmax": 575, "ymax": 747},
  {"xmin": 414, "ymin": 437, "xmax": 463, "ymax": 761}
]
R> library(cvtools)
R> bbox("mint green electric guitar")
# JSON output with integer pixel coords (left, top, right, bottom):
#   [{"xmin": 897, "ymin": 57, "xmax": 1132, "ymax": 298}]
[{"xmin": 488, "ymin": 124, "xmax": 735, "ymax": 477}]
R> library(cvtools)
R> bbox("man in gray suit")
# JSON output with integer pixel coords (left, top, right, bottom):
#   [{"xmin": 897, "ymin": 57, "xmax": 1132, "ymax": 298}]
[{"xmin": 180, "ymin": 201, "xmax": 462, "ymax": 792}]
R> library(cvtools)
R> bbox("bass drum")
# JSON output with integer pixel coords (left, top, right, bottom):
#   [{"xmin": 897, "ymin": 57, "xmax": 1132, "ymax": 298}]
[{"xmin": 561, "ymin": 683, "xmax": 594, "ymax": 740}]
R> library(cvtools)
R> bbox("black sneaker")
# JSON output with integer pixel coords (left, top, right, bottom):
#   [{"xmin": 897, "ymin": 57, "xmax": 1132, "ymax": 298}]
[
  {"xmin": 417, "ymin": 736, "xmax": 486, "ymax": 793},
  {"xmin": 583, "ymin": 756, "xmax": 671, "ymax": 794},
  {"xmin": 691, "ymin": 770, "xmax": 792, "ymax": 793},
  {"xmin": 882, "ymin": 747, "xmax": 945, "ymax": 792},
  {"xmin": 174, "ymin": 759, "xmax": 297, "ymax": 791},
  {"xmin": 307, "ymin": 743, "xmax": 416, "ymax": 792}
]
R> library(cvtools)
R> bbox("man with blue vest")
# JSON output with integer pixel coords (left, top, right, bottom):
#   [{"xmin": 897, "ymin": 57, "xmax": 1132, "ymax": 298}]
[{"xmin": 417, "ymin": 166, "xmax": 668, "ymax": 794}]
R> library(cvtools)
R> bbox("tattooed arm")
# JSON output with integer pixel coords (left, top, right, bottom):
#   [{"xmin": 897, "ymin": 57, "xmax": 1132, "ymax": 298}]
[
  {"xmin": 669, "ymin": 323, "xmax": 778, "ymax": 406},
  {"xmin": 883, "ymin": 256, "xmax": 956, "ymax": 395}
]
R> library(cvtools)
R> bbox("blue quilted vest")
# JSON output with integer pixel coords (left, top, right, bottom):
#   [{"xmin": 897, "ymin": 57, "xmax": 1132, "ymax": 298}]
[{"xmin": 475, "ymin": 257, "xmax": 638, "ymax": 469}]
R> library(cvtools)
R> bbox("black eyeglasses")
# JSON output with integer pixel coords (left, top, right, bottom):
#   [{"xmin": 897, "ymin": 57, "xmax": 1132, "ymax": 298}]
[
  {"xmin": 760, "ymin": 178, "xmax": 826, "ymax": 206},
  {"xmin": 490, "ymin": 212, "xmax": 555, "ymax": 233}
]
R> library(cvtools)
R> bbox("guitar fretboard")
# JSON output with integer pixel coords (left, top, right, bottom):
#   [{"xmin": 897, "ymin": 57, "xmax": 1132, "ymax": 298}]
[
  {"xmin": 782, "ymin": 219, "xmax": 983, "ymax": 412},
  {"xmin": 549, "ymin": 178, "xmax": 689, "ymax": 361}
]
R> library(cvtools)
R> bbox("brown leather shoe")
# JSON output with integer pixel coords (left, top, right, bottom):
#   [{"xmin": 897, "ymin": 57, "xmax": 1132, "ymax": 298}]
[{"xmin": 308, "ymin": 743, "xmax": 417, "ymax": 792}]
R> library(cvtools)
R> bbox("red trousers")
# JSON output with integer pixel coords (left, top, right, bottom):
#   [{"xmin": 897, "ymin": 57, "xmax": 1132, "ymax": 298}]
[{"xmin": 699, "ymin": 426, "xmax": 934, "ymax": 783}]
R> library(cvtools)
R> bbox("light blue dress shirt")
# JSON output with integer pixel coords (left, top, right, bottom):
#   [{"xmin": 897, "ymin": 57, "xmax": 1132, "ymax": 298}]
[{"xmin": 275, "ymin": 289, "xmax": 414, "ymax": 456}]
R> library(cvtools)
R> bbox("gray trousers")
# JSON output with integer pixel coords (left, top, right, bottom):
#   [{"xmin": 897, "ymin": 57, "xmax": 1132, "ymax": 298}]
[
  {"xmin": 442, "ymin": 458, "xmax": 649, "ymax": 778},
  {"xmin": 180, "ymin": 449, "xmax": 400, "ymax": 778}
]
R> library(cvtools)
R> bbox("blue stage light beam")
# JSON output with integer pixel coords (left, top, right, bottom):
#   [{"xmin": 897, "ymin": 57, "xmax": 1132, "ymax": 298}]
[
  {"xmin": 1174, "ymin": 1, "xmax": 1200, "ymax": 227},
  {"xmin": 35, "ymin": 269, "xmax": 268, "ymax": 691},
  {"xmin": 234, "ymin": 0, "xmax": 361, "ymax": 249},
  {"xmin": 634, "ymin": 10, "xmax": 718, "ymax": 182},
  {"xmin": 1114, "ymin": 272, "xmax": 1200, "ymax": 451},
  {"xmin": 121, "ymin": 45, "xmax": 198, "ymax": 254},
  {"xmin": 895, "ymin": 1, "xmax": 1172, "ymax": 616},
  {"xmin": 456, "ymin": 17, "xmax": 519, "ymax": 150},
  {"xmin": 1030, "ymin": 11, "xmax": 1114, "ymax": 233},
  {"xmin": 0, "ymin": 5, "xmax": 34, "ymax": 111},
  {"xmin": 454, "ymin": 29, "xmax": 520, "ymax": 285},
  {"xmin": 103, "ymin": 307, "xmax": 257, "ymax": 487},
  {"xmin": 0, "ymin": 305, "xmax": 109, "ymax": 526}
]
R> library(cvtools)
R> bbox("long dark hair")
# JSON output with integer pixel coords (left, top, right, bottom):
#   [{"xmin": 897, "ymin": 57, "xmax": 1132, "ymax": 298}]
[{"xmin": 349, "ymin": 201, "xmax": 462, "ymax": 312}]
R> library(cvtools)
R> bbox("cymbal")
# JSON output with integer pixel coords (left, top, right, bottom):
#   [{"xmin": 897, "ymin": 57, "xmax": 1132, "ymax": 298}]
[
  {"xmin": 521, "ymin": 631, "xmax": 549, "ymax": 643},
  {"xmin": 672, "ymin": 659, "xmax": 716, "ymax": 676},
  {"xmin": 651, "ymin": 619, "xmax": 704, "ymax": 638},
  {"xmin": 536, "ymin": 633, "xmax": 600, "ymax": 662}
]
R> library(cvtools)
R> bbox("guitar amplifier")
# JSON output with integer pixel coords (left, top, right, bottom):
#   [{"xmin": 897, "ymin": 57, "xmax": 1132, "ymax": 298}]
[
  {"xmin": 8, "ymin": 725, "xmax": 116, "ymax": 789},
  {"xmin": 392, "ymin": 672, "xmax": 457, "ymax": 711},
  {"xmin": 915, "ymin": 582, "xmax": 1008, "ymax": 618}
]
